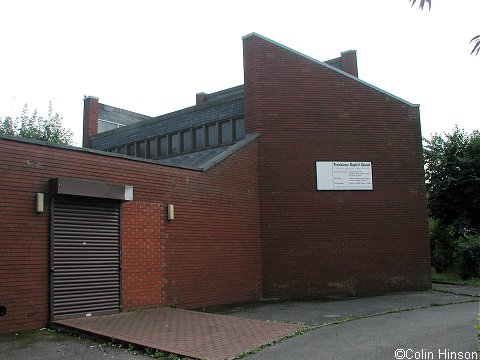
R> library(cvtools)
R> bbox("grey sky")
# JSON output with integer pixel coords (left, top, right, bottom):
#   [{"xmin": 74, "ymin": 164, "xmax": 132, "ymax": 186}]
[{"xmin": 1, "ymin": 0, "xmax": 478, "ymax": 145}]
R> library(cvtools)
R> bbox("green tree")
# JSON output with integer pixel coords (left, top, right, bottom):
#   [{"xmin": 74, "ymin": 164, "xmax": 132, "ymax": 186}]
[
  {"xmin": 424, "ymin": 127, "xmax": 480, "ymax": 278},
  {"xmin": 409, "ymin": 0, "xmax": 480, "ymax": 55},
  {"xmin": 0, "ymin": 102, "xmax": 74, "ymax": 145},
  {"xmin": 424, "ymin": 127, "xmax": 480, "ymax": 233},
  {"xmin": 410, "ymin": 0, "xmax": 431, "ymax": 10}
]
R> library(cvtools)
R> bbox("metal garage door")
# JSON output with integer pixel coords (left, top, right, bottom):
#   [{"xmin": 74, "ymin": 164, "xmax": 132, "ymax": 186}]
[{"xmin": 51, "ymin": 196, "xmax": 121, "ymax": 320}]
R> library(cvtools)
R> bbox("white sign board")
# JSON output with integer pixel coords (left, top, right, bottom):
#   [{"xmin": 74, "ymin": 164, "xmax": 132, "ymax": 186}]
[{"xmin": 316, "ymin": 161, "xmax": 373, "ymax": 191}]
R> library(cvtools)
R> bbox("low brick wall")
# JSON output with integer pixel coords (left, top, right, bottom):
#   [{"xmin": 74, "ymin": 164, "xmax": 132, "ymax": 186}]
[{"xmin": 0, "ymin": 136, "xmax": 261, "ymax": 333}]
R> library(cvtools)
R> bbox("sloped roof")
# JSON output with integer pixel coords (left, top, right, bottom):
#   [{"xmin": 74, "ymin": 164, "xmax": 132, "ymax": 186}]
[
  {"xmin": 242, "ymin": 32, "xmax": 419, "ymax": 108},
  {"xmin": 197, "ymin": 85, "xmax": 244, "ymax": 103},
  {"xmin": 99, "ymin": 103, "xmax": 152, "ymax": 126},
  {"xmin": 90, "ymin": 87, "xmax": 244, "ymax": 150},
  {"xmin": 157, "ymin": 133, "xmax": 259, "ymax": 171},
  {"xmin": 0, "ymin": 132, "xmax": 259, "ymax": 173}
]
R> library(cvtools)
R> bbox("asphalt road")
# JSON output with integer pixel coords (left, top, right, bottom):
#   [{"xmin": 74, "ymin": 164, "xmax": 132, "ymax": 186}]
[
  {"xmin": 245, "ymin": 301, "xmax": 480, "ymax": 360},
  {"xmin": 1, "ymin": 285, "xmax": 478, "ymax": 360},
  {"xmin": 216, "ymin": 289, "xmax": 476, "ymax": 326},
  {"xmin": 0, "ymin": 329, "xmax": 150, "ymax": 360}
]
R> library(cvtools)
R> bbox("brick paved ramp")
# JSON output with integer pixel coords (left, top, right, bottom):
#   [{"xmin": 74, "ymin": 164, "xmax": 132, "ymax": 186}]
[{"xmin": 52, "ymin": 307, "xmax": 302, "ymax": 360}]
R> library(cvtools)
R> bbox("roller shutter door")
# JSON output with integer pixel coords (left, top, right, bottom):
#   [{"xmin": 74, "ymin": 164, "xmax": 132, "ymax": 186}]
[{"xmin": 51, "ymin": 196, "xmax": 121, "ymax": 320}]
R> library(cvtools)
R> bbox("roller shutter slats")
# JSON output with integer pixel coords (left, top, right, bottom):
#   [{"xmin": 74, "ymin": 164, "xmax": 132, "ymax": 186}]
[{"xmin": 52, "ymin": 197, "xmax": 120, "ymax": 320}]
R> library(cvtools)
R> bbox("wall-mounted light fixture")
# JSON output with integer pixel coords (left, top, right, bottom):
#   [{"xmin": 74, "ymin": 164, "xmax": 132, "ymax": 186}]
[
  {"xmin": 36, "ymin": 193, "xmax": 44, "ymax": 213},
  {"xmin": 167, "ymin": 204, "xmax": 174, "ymax": 221}
]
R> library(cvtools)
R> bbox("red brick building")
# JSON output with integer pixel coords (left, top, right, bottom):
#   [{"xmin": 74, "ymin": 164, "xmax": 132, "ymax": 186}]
[{"xmin": 0, "ymin": 33, "xmax": 430, "ymax": 333}]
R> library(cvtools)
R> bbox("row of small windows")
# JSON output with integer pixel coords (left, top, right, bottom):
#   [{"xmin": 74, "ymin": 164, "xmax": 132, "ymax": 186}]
[{"xmin": 108, "ymin": 118, "xmax": 245, "ymax": 159}]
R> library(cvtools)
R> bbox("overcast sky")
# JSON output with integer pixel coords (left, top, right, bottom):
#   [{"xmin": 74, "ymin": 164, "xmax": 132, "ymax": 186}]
[{"xmin": 1, "ymin": 0, "xmax": 479, "ymax": 146}]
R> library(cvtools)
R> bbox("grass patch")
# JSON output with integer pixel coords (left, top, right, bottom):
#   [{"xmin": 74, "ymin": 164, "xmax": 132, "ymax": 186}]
[{"xmin": 432, "ymin": 268, "xmax": 480, "ymax": 287}]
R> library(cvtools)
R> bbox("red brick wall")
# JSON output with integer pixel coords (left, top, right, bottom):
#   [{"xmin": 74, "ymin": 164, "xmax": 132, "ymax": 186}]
[
  {"xmin": 0, "ymin": 136, "xmax": 261, "ymax": 333},
  {"xmin": 0, "ymin": 184, "xmax": 50, "ymax": 333},
  {"xmin": 83, "ymin": 96, "xmax": 99, "ymax": 147},
  {"xmin": 340, "ymin": 50, "xmax": 358, "ymax": 77},
  {"xmin": 121, "ymin": 201, "xmax": 164, "ymax": 310},
  {"xmin": 243, "ymin": 34, "xmax": 431, "ymax": 298},
  {"xmin": 161, "ymin": 143, "xmax": 262, "ymax": 308}
]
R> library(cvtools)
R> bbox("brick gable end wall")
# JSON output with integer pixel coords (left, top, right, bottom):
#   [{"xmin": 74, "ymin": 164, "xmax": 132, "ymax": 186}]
[{"xmin": 243, "ymin": 35, "xmax": 431, "ymax": 298}]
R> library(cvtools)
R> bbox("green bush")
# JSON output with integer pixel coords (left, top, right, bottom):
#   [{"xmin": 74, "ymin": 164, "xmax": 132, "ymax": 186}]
[
  {"xmin": 455, "ymin": 234, "xmax": 480, "ymax": 279},
  {"xmin": 429, "ymin": 219, "xmax": 456, "ymax": 272},
  {"xmin": 428, "ymin": 219, "xmax": 480, "ymax": 280}
]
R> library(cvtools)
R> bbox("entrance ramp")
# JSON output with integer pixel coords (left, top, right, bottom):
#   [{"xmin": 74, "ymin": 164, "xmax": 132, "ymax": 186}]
[{"xmin": 51, "ymin": 307, "xmax": 302, "ymax": 360}]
